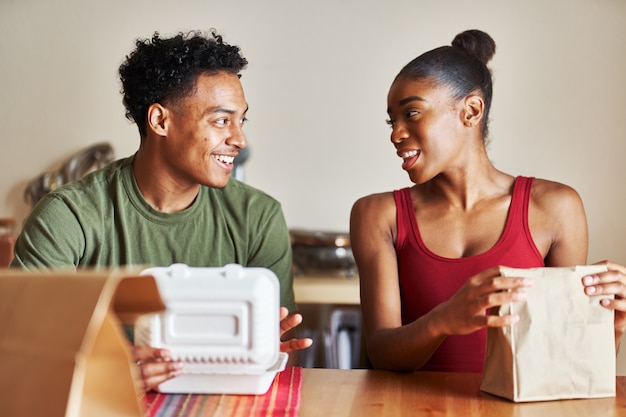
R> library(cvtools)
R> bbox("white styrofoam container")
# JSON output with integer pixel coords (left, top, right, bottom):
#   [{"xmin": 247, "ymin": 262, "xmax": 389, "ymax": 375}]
[{"xmin": 135, "ymin": 263, "xmax": 285, "ymax": 394}]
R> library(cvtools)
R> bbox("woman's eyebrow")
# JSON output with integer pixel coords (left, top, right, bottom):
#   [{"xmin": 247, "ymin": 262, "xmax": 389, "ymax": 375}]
[
  {"xmin": 388, "ymin": 96, "xmax": 426, "ymax": 113},
  {"xmin": 399, "ymin": 96, "xmax": 425, "ymax": 106}
]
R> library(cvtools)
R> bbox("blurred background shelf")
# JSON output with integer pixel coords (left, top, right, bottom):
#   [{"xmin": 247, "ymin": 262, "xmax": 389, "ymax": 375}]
[{"xmin": 293, "ymin": 275, "xmax": 359, "ymax": 305}]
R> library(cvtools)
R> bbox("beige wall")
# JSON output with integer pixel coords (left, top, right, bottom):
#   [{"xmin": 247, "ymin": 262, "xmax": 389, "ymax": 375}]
[{"xmin": 2, "ymin": 0, "xmax": 626, "ymax": 370}]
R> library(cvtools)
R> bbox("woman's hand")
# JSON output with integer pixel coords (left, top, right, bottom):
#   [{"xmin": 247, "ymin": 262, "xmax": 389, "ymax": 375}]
[
  {"xmin": 279, "ymin": 306, "xmax": 313, "ymax": 352},
  {"xmin": 432, "ymin": 266, "xmax": 535, "ymax": 336},
  {"xmin": 131, "ymin": 345, "xmax": 183, "ymax": 392},
  {"xmin": 582, "ymin": 260, "xmax": 626, "ymax": 344}
]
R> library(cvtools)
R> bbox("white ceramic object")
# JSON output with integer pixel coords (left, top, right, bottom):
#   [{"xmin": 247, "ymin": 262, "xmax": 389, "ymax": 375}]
[{"xmin": 134, "ymin": 263, "xmax": 285, "ymax": 394}]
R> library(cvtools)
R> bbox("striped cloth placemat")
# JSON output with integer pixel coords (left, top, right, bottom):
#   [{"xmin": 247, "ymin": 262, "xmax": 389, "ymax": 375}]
[{"xmin": 143, "ymin": 366, "xmax": 302, "ymax": 417}]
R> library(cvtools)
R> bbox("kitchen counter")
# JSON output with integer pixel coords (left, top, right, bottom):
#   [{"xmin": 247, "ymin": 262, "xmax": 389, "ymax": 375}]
[{"xmin": 293, "ymin": 274, "xmax": 359, "ymax": 305}]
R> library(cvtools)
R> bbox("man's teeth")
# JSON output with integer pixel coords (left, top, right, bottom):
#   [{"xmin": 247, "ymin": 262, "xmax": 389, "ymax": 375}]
[
  {"xmin": 213, "ymin": 155, "xmax": 235, "ymax": 164},
  {"xmin": 402, "ymin": 150, "xmax": 418, "ymax": 159}
]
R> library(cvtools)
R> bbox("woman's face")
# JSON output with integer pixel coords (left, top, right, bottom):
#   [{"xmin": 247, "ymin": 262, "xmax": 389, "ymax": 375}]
[{"xmin": 386, "ymin": 77, "xmax": 466, "ymax": 184}]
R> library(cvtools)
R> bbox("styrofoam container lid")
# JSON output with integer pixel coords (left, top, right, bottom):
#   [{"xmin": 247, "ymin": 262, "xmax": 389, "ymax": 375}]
[{"xmin": 135, "ymin": 263, "xmax": 281, "ymax": 372}]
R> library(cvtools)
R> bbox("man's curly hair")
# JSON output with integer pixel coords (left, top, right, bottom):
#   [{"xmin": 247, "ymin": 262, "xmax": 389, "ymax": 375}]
[{"xmin": 119, "ymin": 30, "xmax": 248, "ymax": 138}]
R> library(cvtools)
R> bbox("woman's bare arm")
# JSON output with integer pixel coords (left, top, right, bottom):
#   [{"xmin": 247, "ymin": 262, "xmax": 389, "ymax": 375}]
[{"xmin": 528, "ymin": 179, "xmax": 588, "ymax": 267}]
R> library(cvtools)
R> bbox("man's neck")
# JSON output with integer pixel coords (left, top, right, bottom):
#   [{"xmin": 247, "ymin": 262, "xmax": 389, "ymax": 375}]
[{"xmin": 132, "ymin": 148, "xmax": 200, "ymax": 213}]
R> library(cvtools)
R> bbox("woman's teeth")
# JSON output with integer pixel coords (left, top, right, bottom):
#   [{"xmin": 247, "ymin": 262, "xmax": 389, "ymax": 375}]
[{"xmin": 401, "ymin": 150, "xmax": 418, "ymax": 159}]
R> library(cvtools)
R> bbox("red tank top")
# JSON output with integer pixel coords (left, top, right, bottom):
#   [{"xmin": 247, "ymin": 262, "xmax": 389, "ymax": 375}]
[{"xmin": 394, "ymin": 176, "xmax": 544, "ymax": 372}]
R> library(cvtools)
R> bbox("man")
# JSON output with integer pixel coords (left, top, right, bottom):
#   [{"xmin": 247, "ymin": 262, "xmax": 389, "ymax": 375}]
[{"xmin": 12, "ymin": 30, "xmax": 311, "ymax": 390}]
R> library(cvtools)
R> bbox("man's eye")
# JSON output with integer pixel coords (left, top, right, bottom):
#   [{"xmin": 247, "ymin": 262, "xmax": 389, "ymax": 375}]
[
  {"xmin": 215, "ymin": 118, "xmax": 228, "ymax": 126},
  {"xmin": 241, "ymin": 117, "xmax": 249, "ymax": 125}
]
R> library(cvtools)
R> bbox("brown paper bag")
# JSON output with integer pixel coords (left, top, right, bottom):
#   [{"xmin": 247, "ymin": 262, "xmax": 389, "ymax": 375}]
[
  {"xmin": 0, "ymin": 269, "xmax": 165, "ymax": 417},
  {"xmin": 480, "ymin": 265, "xmax": 616, "ymax": 402}
]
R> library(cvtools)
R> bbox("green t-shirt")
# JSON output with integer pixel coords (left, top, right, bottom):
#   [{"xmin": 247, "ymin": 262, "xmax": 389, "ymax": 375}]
[{"xmin": 12, "ymin": 155, "xmax": 296, "ymax": 311}]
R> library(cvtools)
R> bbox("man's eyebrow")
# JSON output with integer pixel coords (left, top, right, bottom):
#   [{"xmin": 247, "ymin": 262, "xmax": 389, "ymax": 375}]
[
  {"xmin": 387, "ymin": 96, "xmax": 425, "ymax": 114},
  {"xmin": 207, "ymin": 105, "xmax": 249, "ymax": 115}
]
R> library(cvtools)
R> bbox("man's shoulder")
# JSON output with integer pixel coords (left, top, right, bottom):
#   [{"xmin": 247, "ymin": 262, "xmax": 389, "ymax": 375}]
[
  {"xmin": 216, "ymin": 178, "xmax": 282, "ymax": 206},
  {"xmin": 39, "ymin": 157, "xmax": 133, "ymax": 215},
  {"xmin": 50, "ymin": 157, "xmax": 131, "ymax": 197}
]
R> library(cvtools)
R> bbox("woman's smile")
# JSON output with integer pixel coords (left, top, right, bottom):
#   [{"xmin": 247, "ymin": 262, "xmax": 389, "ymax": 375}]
[{"xmin": 399, "ymin": 149, "xmax": 420, "ymax": 170}]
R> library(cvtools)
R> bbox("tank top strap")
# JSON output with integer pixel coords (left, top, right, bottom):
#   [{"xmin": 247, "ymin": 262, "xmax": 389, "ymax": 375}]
[
  {"xmin": 515, "ymin": 176, "xmax": 535, "ymax": 240},
  {"xmin": 509, "ymin": 176, "xmax": 535, "ymax": 232},
  {"xmin": 393, "ymin": 188, "xmax": 413, "ymax": 249}
]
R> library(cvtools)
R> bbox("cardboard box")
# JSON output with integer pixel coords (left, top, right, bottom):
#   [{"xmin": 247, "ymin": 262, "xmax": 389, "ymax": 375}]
[{"xmin": 0, "ymin": 269, "xmax": 165, "ymax": 417}]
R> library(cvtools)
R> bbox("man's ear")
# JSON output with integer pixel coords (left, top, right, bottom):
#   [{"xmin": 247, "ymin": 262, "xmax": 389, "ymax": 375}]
[
  {"xmin": 147, "ymin": 103, "xmax": 168, "ymax": 136},
  {"xmin": 462, "ymin": 94, "xmax": 484, "ymax": 128}
]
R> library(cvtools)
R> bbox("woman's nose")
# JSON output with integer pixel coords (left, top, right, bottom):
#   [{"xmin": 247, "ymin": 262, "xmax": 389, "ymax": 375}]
[{"xmin": 390, "ymin": 125, "xmax": 408, "ymax": 144}]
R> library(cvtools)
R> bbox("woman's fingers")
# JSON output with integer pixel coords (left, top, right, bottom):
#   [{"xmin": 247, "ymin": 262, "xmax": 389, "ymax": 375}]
[
  {"xmin": 483, "ymin": 311, "xmax": 521, "ymax": 327},
  {"xmin": 468, "ymin": 268, "xmax": 533, "ymax": 313},
  {"xmin": 468, "ymin": 266, "xmax": 534, "ymax": 297},
  {"xmin": 582, "ymin": 268, "xmax": 626, "ymax": 301}
]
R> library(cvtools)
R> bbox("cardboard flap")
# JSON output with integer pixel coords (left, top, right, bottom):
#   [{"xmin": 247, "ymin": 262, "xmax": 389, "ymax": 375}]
[
  {"xmin": 0, "ymin": 271, "xmax": 109, "ymax": 416},
  {"xmin": 0, "ymin": 269, "xmax": 165, "ymax": 417},
  {"xmin": 111, "ymin": 274, "xmax": 166, "ymax": 325}
]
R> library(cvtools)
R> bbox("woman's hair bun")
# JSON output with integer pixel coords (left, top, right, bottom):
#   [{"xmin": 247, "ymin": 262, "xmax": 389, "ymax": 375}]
[{"xmin": 451, "ymin": 29, "xmax": 496, "ymax": 65}]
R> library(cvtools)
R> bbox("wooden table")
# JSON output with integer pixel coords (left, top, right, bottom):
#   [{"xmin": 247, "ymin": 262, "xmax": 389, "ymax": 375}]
[{"xmin": 299, "ymin": 368, "xmax": 626, "ymax": 416}]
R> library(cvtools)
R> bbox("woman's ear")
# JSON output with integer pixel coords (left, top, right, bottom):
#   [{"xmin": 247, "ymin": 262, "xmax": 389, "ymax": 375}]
[
  {"xmin": 147, "ymin": 103, "xmax": 168, "ymax": 136},
  {"xmin": 462, "ymin": 94, "xmax": 484, "ymax": 128}
]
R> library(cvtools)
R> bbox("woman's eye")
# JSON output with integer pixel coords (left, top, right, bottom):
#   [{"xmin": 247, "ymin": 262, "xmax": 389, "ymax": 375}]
[
  {"xmin": 405, "ymin": 109, "xmax": 420, "ymax": 118},
  {"xmin": 385, "ymin": 118, "xmax": 395, "ymax": 128}
]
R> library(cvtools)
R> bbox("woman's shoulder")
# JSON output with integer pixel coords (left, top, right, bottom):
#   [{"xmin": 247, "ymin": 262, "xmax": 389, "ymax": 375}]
[
  {"xmin": 524, "ymin": 177, "xmax": 588, "ymax": 264},
  {"xmin": 350, "ymin": 190, "xmax": 403, "ymax": 232},
  {"xmin": 529, "ymin": 177, "xmax": 582, "ymax": 198},
  {"xmin": 352, "ymin": 190, "xmax": 398, "ymax": 211},
  {"xmin": 528, "ymin": 177, "xmax": 584, "ymax": 211},
  {"xmin": 351, "ymin": 190, "xmax": 402, "ymax": 247}
]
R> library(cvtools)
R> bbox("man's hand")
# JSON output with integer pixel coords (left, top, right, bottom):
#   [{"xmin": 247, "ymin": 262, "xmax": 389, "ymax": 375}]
[
  {"xmin": 132, "ymin": 345, "xmax": 183, "ymax": 392},
  {"xmin": 279, "ymin": 306, "xmax": 313, "ymax": 352}
]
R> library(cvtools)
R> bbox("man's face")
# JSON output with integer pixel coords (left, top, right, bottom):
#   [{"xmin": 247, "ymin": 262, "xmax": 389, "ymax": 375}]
[{"xmin": 161, "ymin": 71, "xmax": 248, "ymax": 189}]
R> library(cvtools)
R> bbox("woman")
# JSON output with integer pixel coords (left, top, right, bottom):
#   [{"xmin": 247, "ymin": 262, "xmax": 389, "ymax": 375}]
[{"xmin": 350, "ymin": 29, "xmax": 626, "ymax": 373}]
